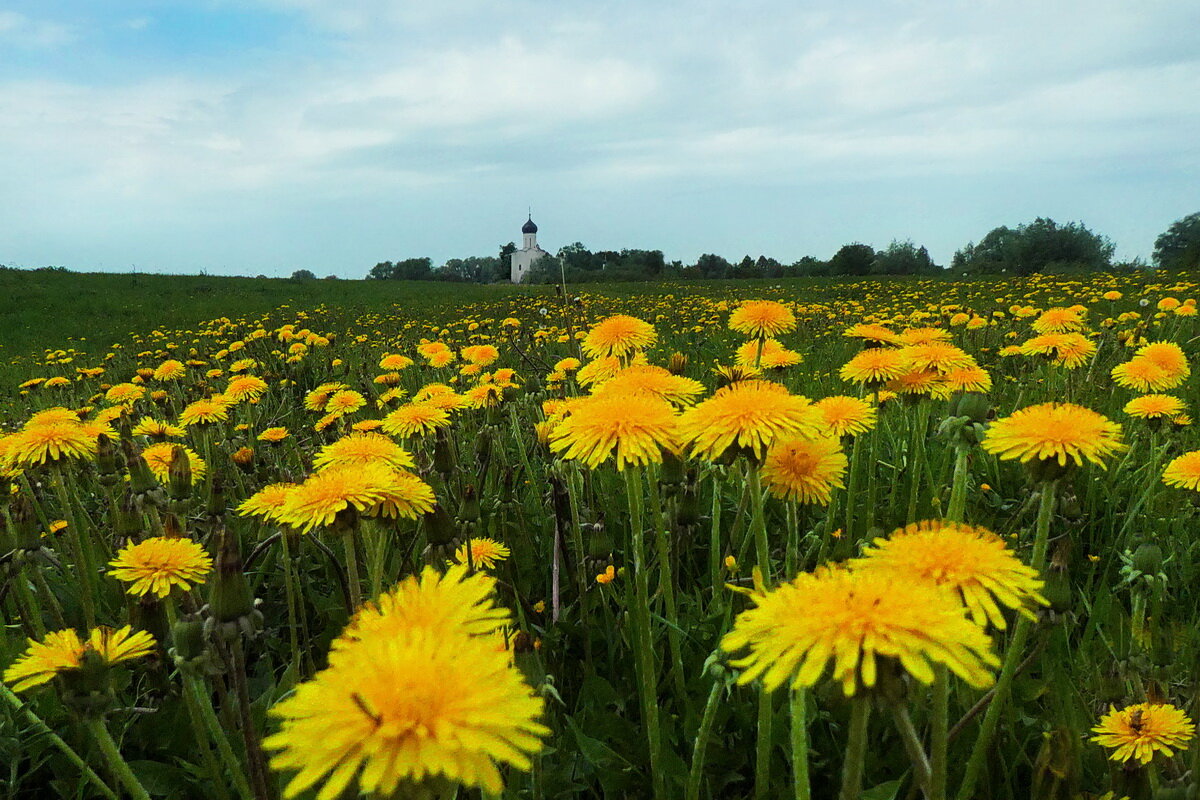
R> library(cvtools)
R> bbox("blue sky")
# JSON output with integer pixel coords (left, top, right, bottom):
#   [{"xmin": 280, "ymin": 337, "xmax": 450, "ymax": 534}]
[{"xmin": 1, "ymin": 0, "xmax": 1198, "ymax": 277}]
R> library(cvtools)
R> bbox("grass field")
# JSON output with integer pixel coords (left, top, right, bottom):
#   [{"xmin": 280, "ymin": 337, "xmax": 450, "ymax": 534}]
[{"xmin": 1, "ymin": 267, "xmax": 1198, "ymax": 800}]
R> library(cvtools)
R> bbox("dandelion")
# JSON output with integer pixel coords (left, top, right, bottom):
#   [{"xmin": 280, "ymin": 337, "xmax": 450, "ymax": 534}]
[
  {"xmin": 179, "ymin": 397, "xmax": 229, "ymax": 426},
  {"xmin": 454, "ymin": 538, "xmax": 512, "ymax": 569},
  {"xmin": 839, "ymin": 349, "xmax": 908, "ymax": 385},
  {"xmin": 1124, "ymin": 394, "xmax": 1185, "ymax": 420},
  {"xmin": 131, "ymin": 418, "xmax": 186, "ymax": 440},
  {"xmin": 759, "ymin": 436, "xmax": 847, "ymax": 505},
  {"xmin": 325, "ymin": 389, "xmax": 367, "ymax": 416},
  {"xmin": 813, "ymin": 395, "xmax": 877, "ymax": 437},
  {"xmin": 854, "ymin": 521, "xmax": 1047, "ymax": 629},
  {"xmin": 304, "ymin": 383, "xmax": 348, "ymax": 412},
  {"xmin": 225, "ymin": 375, "xmax": 269, "ymax": 403},
  {"xmin": 1032, "ymin": 307, "xmax": 1085, "ymax": 333},
  {"xmin": 237, "ymin": 482, "xmax": 298, "ymax": 522},
  {"xmin": 678, "ymin": 380, "xmax": 823, "ymax": 461},
  {"xmin": 843, "ymin": 323, "xmax": 901, "ymax": 347},
  {"xmin": 728, "ymin": 300, "xmax": 796, "ymax": 339},
  {"xmin": 982, "ymin": 402, "xmax": 1124, "ymax": 469},
  {"xmin": 108, "ymin": 536, "xmax": 214, "ymax": 598},
  {"xmin": 1091, "ymin": 703, "xmax": 1194, "ymax": 764},
  {"xmin": 1162, "ymin": 450, "xmax": 1200, "ymax": 491},
  {"xmin": 8, "ymin": 421, "xmax": 98, "ymax": 467},
  {"xmin": 549, "ymin": 393, "xmax": 679, "ymax": 470},
  {"xmin": 265, "ymin": 626, "xmax": 547, "ymax": 799},
  {"xmin": 153, "ymin": 359, "xmax": 186, "ymax": 381},
  {"xmin": 381, "ymin": 403, "xmax": 451, "ymax": 439},
  {"xmin": 581, "ymin": 315, "xmax": 657, "ymax": 360},
  {"xmin": 314, "ymin": 433, "xmax": 416, "ymax": 472},
  {"xmin": 588, "ymin": 365, "xmax": 706, "ymax": 405},
  {"xmin": 734, "ymin": 338, "xmax": 803, "ymax": 369},
  {"xmin": 721, "ymin": 566, "xmax": 998, "ymax": 695},
  {"xmin": 258, "ymin": 427, "xmax": 290, "ymax": 443},
  {"xmin": 278, "ymin": 466, "xmax": 391, "ymax": 533},
  {"xmin": 104, "ymin": 383, "xmax": 145, "ymax": 407},
  {"xmin": 4, "ymin": 627, "xmax": 157, "ymax": 692}
]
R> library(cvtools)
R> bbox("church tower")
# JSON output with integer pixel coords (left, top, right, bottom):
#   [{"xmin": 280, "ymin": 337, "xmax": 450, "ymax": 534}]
[{"xmin": 510, "ymin": 214, "xmax": 547, "ymax": 283}]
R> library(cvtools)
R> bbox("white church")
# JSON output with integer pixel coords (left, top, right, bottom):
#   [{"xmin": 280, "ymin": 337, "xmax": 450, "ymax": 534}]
[{"xmin": 510, "ymin": 215, "xmax": 547, "ymax": 283}]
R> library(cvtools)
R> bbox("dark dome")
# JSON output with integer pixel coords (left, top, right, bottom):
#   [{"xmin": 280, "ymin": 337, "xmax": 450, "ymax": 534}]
[{"xmin": 522, "ymin": 217, "xmax": 538, "ymax": 234}]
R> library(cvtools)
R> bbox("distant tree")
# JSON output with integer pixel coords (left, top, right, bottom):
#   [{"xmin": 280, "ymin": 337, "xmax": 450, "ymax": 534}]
[
  {"xmin": 787, "ymin": 256, "xmax": 827, "ymax": 277},
  {"xmin": 435, "ymin": 256, "xmax": 502, "ymax": 283},
  {"xmin": 368, "ymin": 261, "xmax": 396, "ymax": 280},
  {"xmin": 873, "ymin": 240, "xmax": 938, "ymax": 275},
  {"xmin": 291, "ymin": 269, "xmax": 316, "ymax": 280},
  {"xmin": 829, "ymin": 243, "xmax": 876, "ymax": 276},
  {"xmin": 953, "ymin": 218, "xmax": 1114, "ymax": 275},
  {"xmin": 498, "ymin": 242, "xmax": 517, "ymax": 278},
  {"xmin": 1153, "ymin": 212, "xmax": 1200, "ymax": 271},
  {"xmin": 694, "ymin": 253, "xmax": 732, "ymax": 279},
  {"xmin": 557, "ymin": 242, "xmax": 595, "ymax": 272},
  {"xmin": 324, "ymin": 274, "xmax": 338, "ymax": 280}
]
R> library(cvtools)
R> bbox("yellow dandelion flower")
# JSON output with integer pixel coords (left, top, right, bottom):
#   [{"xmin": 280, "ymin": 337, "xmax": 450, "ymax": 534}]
[
  {"xmin": 1124, "ymin": 394, "xmax": 1185, "ymax": 420},
  {"xmin": 549, "ymin": 393, "xmax": 679, "ymax": 470},
  {"xmin": 839, "ymin": 348, "xmax": 908, "ymax": 385},
  {"xmin": 1112, "ymin": 358, "xmax": 1174, "ymax": 392},
  {"xmin": 379, "ymin": 354, "xmax": 413, "ymax": 370},
  {"xmin": 576, "ymin": 356, "xmax": 626, "ymax": 387},
  {"xmin": 258, "ymin": 427, "xmax": 290, "ymax": 443},
  {"xmin": 901, "ymin": 342, "xmax": 975, "ymax": 374},
  {"xmin": 104, "ymin": 383, "xmax": 145, "ymax": 407},
  {"xmin": 9, "ymin": 421, "xmax": 98, "ymax": 467},
  {"xmin": 588, "ymin": 365, "xmax": 706, "ymax": 406},
  {"xmin": 179, "ymin": 397, "xmax": 229, "ymax": 426},
  {"xmin": 721, "ymin": 566, "xmax": 998, "ymax": 696},
  {"xmin": 381, "ymin": 403, "xmax": 452, "ymax": 439},
  {"xmin": 225, "ymin": 375, "xmax": 269, "ymax": 403},
  {"xmin": 1091, "ymin": 703, "xmax": 1194, "ymax": 764},
  {"xmin": 679, "ymin": 381, "xmax": 822, "ymax": 461},
  {"xmin": 734, "ymin": 338, "xmax": 803, "ymax": 369},
  {"xmin": 728, "ymin": 300, "xmax": 796, "ymax": 338},
  {"xmin": 108, "ymin": 536, "xmax": 213, "ymax": 598},
  {"xmin": 897, "ymin": 327, "xmax": 952, "ymax": 346},
  {"xmin": 278, "ymin": 466, "xmax": 391, "ymax": 533},
  {"xmin": 759, "ymin": 435, "xmax": 846, "ymax": 505},
  {"xmin": 304, "ymin": 383, "xmax": 348, "ymax": 412},
  {"xmin": 314, "ymin": 433, "xmax": 415, "ymax": 472},
  {"xmin": 3, "ymin": 626, "xmax": 157, "ymax": 692},
  {"xmin": 1163, "ymin": 450, "xmax": 1200, "ymax": 491},
  {"xmin": 237, "ymin": 482, "xmax": 298, "ymax": 522},
  {"xmin": 1135, "ymin": 341, "xmax": 1190, "ymax": 382},
  {"xmin": 1032, "ymin": 307, "xmax": 1086, "ymax": 333},
  {"xmin": 843, "ymin": 323, "xmax": 902, "ymax": 346},
  {"xmin": 581, "ymin": 315, "xmax": 657, "ymax": 360},
  {"xmin": 373, "ymin": 469, "xmax": 438, "ymax": 521},
  {"xmin": 454, "ymin": 538, "xmax": 511, "ymax": 569},
  {"xmin": 131, "ymin": 418, "xmax": 186, "ymax": 440},
  {"xmin": 813, "ymin": 396, "xmax": 876, "ymax": 437},
  {"xmin": 153, "ymin": 359, "xmax": 186, "ymax": 381},
  {"xmin": 982, "ymin": 403, "xmax": 1124, "ymax": 469},
  {"xmin": 854, "ymin": 521, "xmax": 1047, "ymax": 629},
  {"xmin": 325, "ymin": 389, "xmax": 367, "ymax": 417},
  {"xmin": 264, "ymin": 626, "xmax": 547, "ymax": 800}
]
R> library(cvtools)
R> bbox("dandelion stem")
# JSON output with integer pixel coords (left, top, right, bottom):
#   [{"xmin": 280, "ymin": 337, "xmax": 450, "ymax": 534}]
[
  {"xmin": 889, "ymin": 701, "xmax": 931, "ymax": 797},
  {"xmin": 343, "ymin": 531, "xmax": 363, "ymax": 610},
  {"xmin": 185, "ymin": 675, "xmax": 255, "ymax": 800},
  {"xmin": 929, "ymin": 669, "xmax": 949, "ymax": 800},
  {"xmin": 840, "ymin": 696, "xmax": 872, "ymax": 800},
  {"xmin": 647, "ymin": 465, "xmax": 686, "ymax": 705},
  {"xmin": 946, "ymin": 444, "xmax": 970, "ymax": 524},
  {"xmin": 51, "ymin": 467, "xmax": 97, "ymax": 628},
  {"xmin": 791, "ymin": 688, "xmax": 811, "ymax": 800},
  {"xmin": 957, "ymin": 480, "xmax": 1056, "ymax": 799},
  {"xmin": 844, "ymin": 434, "xmax": 863, "ymax": 540},
  {"xmin": 84, "ymin": 716, "xmax": 153, "ymax": 800},
  {"xmin": 746, "ymin": 461, "xmax": 774, "ymax": 799},
  {"xmin": 686, "ymin": 676, "xmax": 724, "ymax": 800},
  {"xmin": 0, "ymin": 685, "xmax": 117, "ymax": 800},
  {"xmin": 623, "ymin": 465, "xmax": 665, "ymax": 799}
]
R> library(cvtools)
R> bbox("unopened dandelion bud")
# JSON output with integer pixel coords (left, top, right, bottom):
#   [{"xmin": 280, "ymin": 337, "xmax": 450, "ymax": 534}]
[
  {"xmin": 667, "ymin": 352, "xmax": 689, "ymax": 375},
  {"xmin": 12, "ymin": 494, "xmax": 42, "ymax": 552},
  {"xmin": 131, "ymin": 595, "xmax": 169, "ymax": 648},
  {"xmin": 96, "ymin": 434, "xmax": 120, "ymax": 485},
  {"xmin": 474, "ymin": 427, "xmax": 493, "ymax": 467},
  {"xmin": 659, "ymin": 451, "xmax": 685, "ymax": 487},
  {"xmin": 433, "ymin": 427, "xmax": 457, "ymax": 476},
  {"xmin": 951, "ymin": 392, "xmax": 991, "ymax": 423},
  {"xmin": 231, "ymin": 446, "xmax": 255, "ymax": 474},
  {"xmin": 125, "ymin": 440, "xmax": 159, "ymax": 496},
  {"xmin": 457, "ymin": 484, "xmax": 481, "ymax": 523},
  {"xmin": 61, "ymin": 648, "xmax": 115, "ymax": 716},
  {"xmin": 205, "ymin": 474, "xmax": 226, "ymax": 518},
  {"xmin": 1132, "ymin": 542, "xmax": 1164, "ymax": 575},
  {"xmin": 167, "ymin": 445, "xmax": 192, "ymax": 500},
  {"xmin": 169, "ymin": 614, "xmax": 209, "ymax": 671},
  {"xmin": 1025, "ymin": 458, "xmax": 1074, "ymax": 484},
  {"xmin": 161, "ymin": 511, "xmax": 184, "ymax": 540},
  {"xmin": 208, "ymin": 529, "xmax": 256, "ymax": 630},
  {"xmin": 677, "ymin": 484, "xmax": 700, "ymax": 527},
  {"xmin": 115, "ymin": 489, "xmax": 143, "ymax": 540},
  {"xmin": 423, "ymin": 505, "xmax": 458, "ymax": 547}
]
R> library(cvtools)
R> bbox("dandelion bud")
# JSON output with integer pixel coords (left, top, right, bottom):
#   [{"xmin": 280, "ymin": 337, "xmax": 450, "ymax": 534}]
[
  {"xmin": 115, "ymin": 489, "xmax": 143, "ymax": 540},
  {"xmin": 11, "ymin": 494, "xmax": 41, "ymax": 552},
  {"xmin": 207, "ymin": 529, "xmax": 258, "ymax": 636},
  {"xmin": 433, "ymin": 427, "xmax": 457, "ymax": 476},
  {"xmin": 206, "ymin": 474, "xmax": 226, "ymax": 518},
  {"xmin": 677, "ymin": 483, "xmax": 700, "ymax": 527},
  {"xmin": 169, "ymin": 614, "xmax": 211, "ymax": 674},
  {"xmin": 161, "ymin": 511, "xmax": 184, "ymax": 539},
  {"xmin": 96, "ymin": 434, "xmax": 120, "ymax": 485},
  {"xmin": 131, "ymin": 595, "xmax": 169, "ymax": 647},
  {"xmin": 659, "ymin": 451, "xmax": 686, "ymax": 487},
  {"xmin": 61, "ymin": 647, "xmax": 116, "ymax": 717},
  {"xmin": 1132, "ymin": 542, "xmax": 1164, "ymax": 575},
  {"xmin": 475, "ymin": 427, "xmax": 493, "ymax": 467},
  {"xmin": 125, "ymin": 440, "xmax": 160, "ymax": 497},
  {"xmin": 457, "ymin": 484, "xmax": 481, "ymax": 523},
  {"xmin": 167, "ymin": 445, "xmax": 192, "ymax": 500},
  {"xmin": 423, "ymin": 505, "xmax": 458, "ymax": 547},
  {"xmin": 667, "ymin": 352, "xmax": 689, "ymax": 375},
  {"xmin": 231, "ymin": 447, "xmax": 255, "ymax": 473}
]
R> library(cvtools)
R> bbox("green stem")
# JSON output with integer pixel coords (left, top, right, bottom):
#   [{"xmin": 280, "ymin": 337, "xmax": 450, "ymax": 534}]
[
  {"xmin": 709, "ymin": 471, "xmax": 723, "ymax": 607},
  {"xmin": 343, "ymin": 531, "xmax": 363, "ymax": 610},
  {"xmin": 84, "ymin": 716, "xmax": 152, "ymax": 800},
  {"xmin": 279, "ymin": 533, "xmax": 302, "ymax": 674},
  {"xmin": 890, "ymin": 702, "xmax": 932, "ymax": 797},
  {"xmin": 946, "ymin": 444, "xmax": 970, "ymax": 524},
  {"xmin": 791, "ymin": 688, "xmax": 811, "ymax": 800},
  {"xmin": 185, "ymin": 676, "xmax": 255, "ymax": 800},
  {"xmin": 51, "ymin": 468, "xmax": 97, "ymax": 628},
  {"xmin": 865, "ymin": 417, "xmax": 881, "ymax": 534},
  {"xmin": 840, "ymin": 697, "xmax": 872, "ymax": 800},
  {"xmin": 844, "ymin": 435, "xmax": 863, "ymax": 539},
  {"xmin": 686, "ymin": 678, "xmax": 724, "ymax": 800},
  {"xmin": 14, "ymin": 567, "xmax": 47, "ymax": 639},
  {"xmin": 183, "ymin": 687, "xmax": 234, "ymax": 800},
  {"xmin": 957, "ymin": 480, "xmax": 1055, "ymax": 799},
  {"xmin": 905, "ymin": 401, "xmax": 928, "ymax": 523},
  {"xmin": 747, "ymin": 462, "xmax": 773, "ymax": 799},
  {"xmin": 0, "ymin": 685, "xmax": 117, "ymax": 800},
  {"xmin": 623, "ymin": 466, "xmax": 664, "ymax": 799},
  {"xmin": 930, "ymin": 669, "xmax": 949, "ymax": 800},
  {"xmin": 756, "ymin": 692, "xmax": 774, "ymax": 800},
  {"xmin": 648, "ymin": 468, "xmax": 686, "ymax": 705}
]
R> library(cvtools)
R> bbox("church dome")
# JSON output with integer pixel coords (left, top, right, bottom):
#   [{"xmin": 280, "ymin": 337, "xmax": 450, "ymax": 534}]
[{"xmin": 522, "ymin": 217, "xmax": 538, "ymax": 234}]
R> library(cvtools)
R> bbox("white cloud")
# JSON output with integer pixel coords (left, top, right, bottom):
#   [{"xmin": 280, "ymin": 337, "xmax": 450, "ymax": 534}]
[{"xmin": 0, "ymin": 11, "xmax": 76, "ymax": 47}]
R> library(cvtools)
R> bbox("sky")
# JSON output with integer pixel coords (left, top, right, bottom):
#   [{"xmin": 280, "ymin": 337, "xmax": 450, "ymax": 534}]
[{"xmin": 1, "ymin": 0, "xmax": 1198, "ymax": 278}]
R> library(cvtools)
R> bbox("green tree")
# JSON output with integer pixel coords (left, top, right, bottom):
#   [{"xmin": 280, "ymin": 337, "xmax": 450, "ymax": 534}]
[
  {"xmin": 829, "ymin": 243, "xmax": 875, "ymax": 276},
  {"xmin": 953, "ymin": 218, "xmax": 1114, "ymax": 275},
  {"xmin": 872, "ymin": 240, "xmax": 937, "ymax": 275},
  {"xmin": 1153, "ymin": 212, "xmax": 1200, "ymax": 270},
  {"xmin": 291, "ymin": 269, "xmax": 316, "ymax": 280}
]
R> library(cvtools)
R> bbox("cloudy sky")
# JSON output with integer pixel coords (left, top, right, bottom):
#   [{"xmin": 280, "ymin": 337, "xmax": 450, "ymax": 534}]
[{"xmin": 2, "ymin": 1, "xmax": 1197, "ymax": 277}]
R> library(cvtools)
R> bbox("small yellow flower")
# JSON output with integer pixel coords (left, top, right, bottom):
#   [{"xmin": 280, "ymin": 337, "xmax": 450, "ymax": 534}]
[{"xmin": 108, "ymin": 536, "xmax": 214, "ymax": 598}]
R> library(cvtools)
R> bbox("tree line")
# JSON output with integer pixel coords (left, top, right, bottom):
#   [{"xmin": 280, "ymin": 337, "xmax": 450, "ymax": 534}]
[{"xmin": 362, "ymin": 212, "xmax": 1200, "ymax": 283}]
